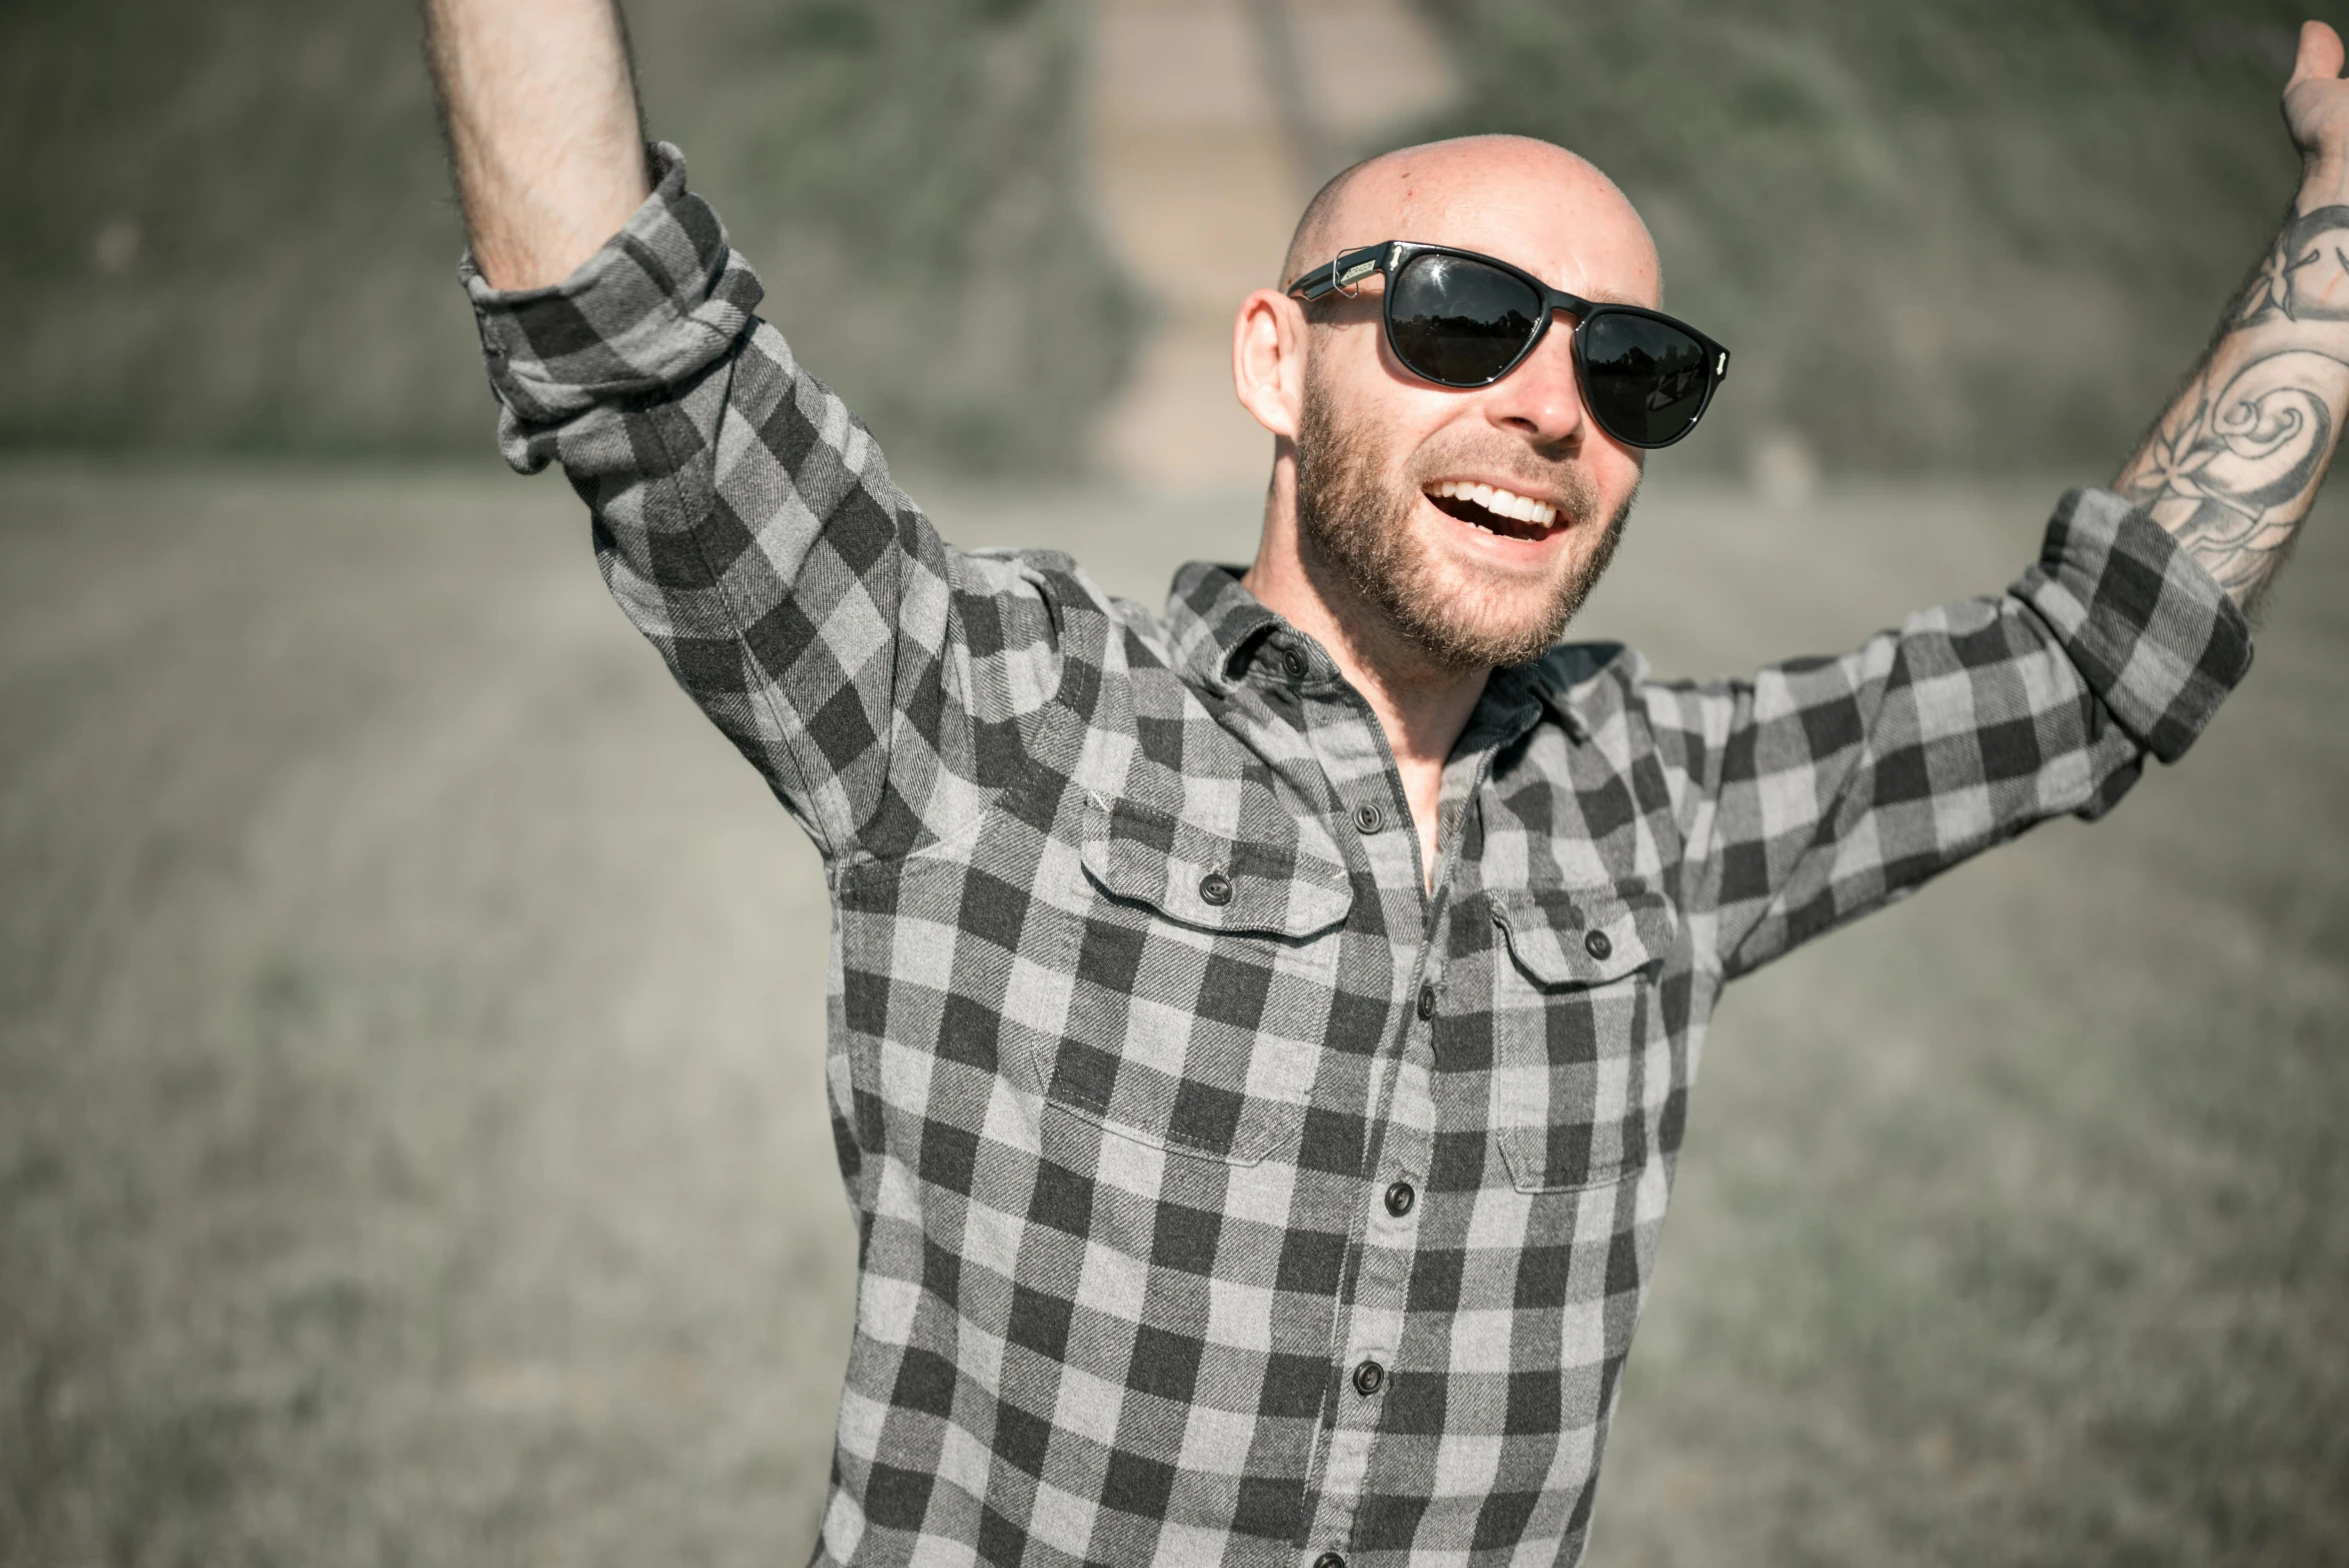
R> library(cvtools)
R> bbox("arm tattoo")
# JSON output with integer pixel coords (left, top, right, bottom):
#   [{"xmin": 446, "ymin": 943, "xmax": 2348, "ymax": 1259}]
[{"xmin": 2115, "ymin": 203, "xmax": 2349, "ymax": 614}]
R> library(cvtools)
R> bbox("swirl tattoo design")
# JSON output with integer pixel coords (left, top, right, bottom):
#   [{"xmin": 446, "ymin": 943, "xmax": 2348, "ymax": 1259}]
[{"xmin": 2116, "ymin": 203, "xmax": 2349, "ymax": 612}]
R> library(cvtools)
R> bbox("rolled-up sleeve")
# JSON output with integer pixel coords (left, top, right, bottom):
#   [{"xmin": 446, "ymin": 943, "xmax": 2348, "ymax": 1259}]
[
  {"xmin": 464, "ymin": 143, "xmax": 763, "ymax": 456},
  {"xmin": 459, "ymin": 143, "xmax": 1071, "ymax": 861},
  {"xmin": 2009, "ymin": 486, "xmax": 2252, "ymax": 766}
]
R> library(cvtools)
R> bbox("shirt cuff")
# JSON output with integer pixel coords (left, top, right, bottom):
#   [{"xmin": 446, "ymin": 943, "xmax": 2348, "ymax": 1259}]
[
  {"xmin": 2011, "ymin": 486, "xmax": 2253, "ymax": 765},
  {"xmin": 460, "ymin": 142, "xmax": 763, "ymax": 425}
]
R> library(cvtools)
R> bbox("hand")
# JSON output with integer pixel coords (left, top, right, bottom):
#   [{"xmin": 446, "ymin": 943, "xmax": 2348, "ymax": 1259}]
[{"xmin": 2286, "ymin": 21, "xmax": 2349, "ymax": 185}]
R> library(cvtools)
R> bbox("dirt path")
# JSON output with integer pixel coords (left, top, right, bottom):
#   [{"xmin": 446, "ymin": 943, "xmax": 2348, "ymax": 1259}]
[{"xmin": 1087, "ymin": 0, "xmax": 1454, "ymax": 487}]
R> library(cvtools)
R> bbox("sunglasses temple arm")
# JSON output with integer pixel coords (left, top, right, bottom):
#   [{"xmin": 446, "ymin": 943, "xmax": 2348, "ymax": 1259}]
[
  {"xmin": 1288, "ymin": 263, "xmax": 1340, "ymax": 303},
  {"xmin": 1287, "ymin": 244, "xmax": 1388, "ymax": 302}
]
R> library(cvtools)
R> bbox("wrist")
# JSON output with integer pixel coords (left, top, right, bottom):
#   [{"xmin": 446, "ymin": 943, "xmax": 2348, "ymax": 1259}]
[{"xmin": 2298, "ymin": 153, "xmax": 2349, "ymax": 213}]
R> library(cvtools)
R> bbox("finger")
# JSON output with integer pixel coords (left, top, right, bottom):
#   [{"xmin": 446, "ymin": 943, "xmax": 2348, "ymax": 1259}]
[{"xmin": 2291, "ymin": 19, "xmax": 2345, "ymax": 88}]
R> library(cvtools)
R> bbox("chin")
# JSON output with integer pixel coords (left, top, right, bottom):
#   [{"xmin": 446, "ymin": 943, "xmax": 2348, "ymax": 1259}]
[{"xmin": 1391, "ymin": 497, "xmax": 1626, "ymax": 669}]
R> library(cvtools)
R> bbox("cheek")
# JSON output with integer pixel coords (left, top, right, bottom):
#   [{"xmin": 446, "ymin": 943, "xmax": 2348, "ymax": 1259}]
[
  {"xmin": 1323, "ymin": 335, "xmax": 1462, "ymax": 451},
  {"xmin": 1583, "ymin": 442, "xmax": 1645, "ymax": 515},
  {"xmin": 1345, "ymin": 411, "xmax": 1458, "ymax": 497}
]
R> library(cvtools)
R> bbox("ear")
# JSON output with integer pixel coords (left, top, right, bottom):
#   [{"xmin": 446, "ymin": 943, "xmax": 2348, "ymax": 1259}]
[{"xmin": 1233, "ymin": 287, "xmax": 1308, "ymax": 440}]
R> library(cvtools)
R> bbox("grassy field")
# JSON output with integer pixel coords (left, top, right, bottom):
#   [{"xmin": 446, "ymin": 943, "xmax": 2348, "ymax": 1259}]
[{"xmin": 0, "ymin": 459, "xmax": 2343, "ymax": 1565}]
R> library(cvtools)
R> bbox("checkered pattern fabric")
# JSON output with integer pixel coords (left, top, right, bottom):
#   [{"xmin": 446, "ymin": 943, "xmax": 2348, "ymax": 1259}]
[{"xmin": 463, "ymin": 146, "xmax": 2252, "ymax": 1567}]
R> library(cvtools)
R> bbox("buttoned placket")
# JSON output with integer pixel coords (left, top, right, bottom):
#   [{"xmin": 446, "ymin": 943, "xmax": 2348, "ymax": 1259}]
[{"xmin": 1269, "ymin": 654, "xmax": 1543, "ymax": 1562}]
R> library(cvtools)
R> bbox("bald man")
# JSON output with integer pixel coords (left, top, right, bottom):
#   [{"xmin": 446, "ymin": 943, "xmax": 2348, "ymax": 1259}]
[{"xmin": 428, "ymin": 2, "xmax": 2349, "ymax": 1562}]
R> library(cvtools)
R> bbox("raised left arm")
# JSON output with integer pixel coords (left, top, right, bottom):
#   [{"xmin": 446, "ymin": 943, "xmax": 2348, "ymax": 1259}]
[{"xmin": 2115, "ymin": 21, "xmax": 2349, "ymax": 615}]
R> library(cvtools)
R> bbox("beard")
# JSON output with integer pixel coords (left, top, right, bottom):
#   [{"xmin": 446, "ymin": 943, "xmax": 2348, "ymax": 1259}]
[{"xmin": 1292, "ymin": 372, "xmax": 1634, "ymax": 673}]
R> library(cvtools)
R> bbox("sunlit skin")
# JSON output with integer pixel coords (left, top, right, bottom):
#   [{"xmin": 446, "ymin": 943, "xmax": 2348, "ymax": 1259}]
[{"xmin": 1232, "ymin": 135, "xmax": 1662, "ymax": 885}]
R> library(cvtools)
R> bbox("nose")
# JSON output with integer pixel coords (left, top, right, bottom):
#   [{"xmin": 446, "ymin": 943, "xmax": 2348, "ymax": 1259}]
[{"xmin": 1482, "ymin": 308, "xmax": 1587, "ymax": 452}]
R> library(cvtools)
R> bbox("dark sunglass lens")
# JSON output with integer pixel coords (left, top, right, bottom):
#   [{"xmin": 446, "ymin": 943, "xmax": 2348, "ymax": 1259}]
[
  {"xmin": 1579, "ymin": 313, "xmax": 1714, "ymax": 445},
  {"xmin": 1389, "ymin": 253, "xmax": 1543, "ymax": 386}
]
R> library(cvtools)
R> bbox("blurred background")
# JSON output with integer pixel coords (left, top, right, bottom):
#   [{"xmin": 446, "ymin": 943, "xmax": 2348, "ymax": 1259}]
[{"xmin": 2, "ymin": 0, "xmax": 2345, "ymax": 1564}]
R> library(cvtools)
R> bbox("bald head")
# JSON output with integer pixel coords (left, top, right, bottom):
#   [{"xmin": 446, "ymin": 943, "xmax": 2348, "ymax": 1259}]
[
  {"xmin": 1279, "ymin": 134, "xmax": 1659, "ymax": 306},
  {"xmin": 1233, "ymin": 131, "xmax": 1667, "ymax": 679}
]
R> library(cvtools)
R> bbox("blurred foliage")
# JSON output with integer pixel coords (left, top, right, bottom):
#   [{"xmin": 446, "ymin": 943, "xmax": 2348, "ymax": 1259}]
[
  {"xmin": 1, "ymin": 0, "xmax": 2328, "ymax": 475},
  {"xmin": 0, "ymin": 0, "xmax": 1135, "ymax": 473},
  {"xmin": 1408, "ymin": 0, "xmax": 2321, "ymax": 472}
]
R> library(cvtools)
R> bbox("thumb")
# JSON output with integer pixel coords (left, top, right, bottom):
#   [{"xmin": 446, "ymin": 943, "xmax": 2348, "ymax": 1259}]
[{"xmin": 2290, "ymin": 19, "xmax": 2345, "ymax": 89}]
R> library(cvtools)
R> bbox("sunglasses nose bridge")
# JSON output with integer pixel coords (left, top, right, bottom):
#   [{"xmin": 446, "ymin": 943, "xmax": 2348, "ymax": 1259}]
[
  {"xmin": 1523, "ymin": 298, "xmax": 1588, "ymax": 369},
  {"xmin": 1482, "ymin": 307, "xmax": 1592, "ymax": 444},
  {"xmin": 1526, "ymin": 297, "xmax": 1592, "ymax": 367}
]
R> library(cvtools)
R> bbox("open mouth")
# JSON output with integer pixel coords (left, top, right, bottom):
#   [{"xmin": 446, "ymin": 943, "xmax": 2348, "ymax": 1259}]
[{"xmin": 1425, "ymin": 479, "xmax": 1562, "ymax": 541}]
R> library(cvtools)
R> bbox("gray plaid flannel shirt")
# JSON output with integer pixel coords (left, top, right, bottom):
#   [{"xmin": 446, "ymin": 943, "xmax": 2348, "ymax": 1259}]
[{"xmin": 463, "ymin": 147, "xmax": 2252, "ymax": 1567}]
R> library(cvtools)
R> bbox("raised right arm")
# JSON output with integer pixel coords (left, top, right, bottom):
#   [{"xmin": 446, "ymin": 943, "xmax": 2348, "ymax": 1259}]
[
  {"xmin": 420, "ymin": 0, "xmax": 649, "ymax": 290},
  {"xmin": 421, "ymin": 0, "xmax": 1079, "ymax": 861}
]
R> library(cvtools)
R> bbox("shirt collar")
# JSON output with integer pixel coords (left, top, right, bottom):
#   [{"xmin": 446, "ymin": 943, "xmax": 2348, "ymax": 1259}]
[
  {"xmin": 1496, "ymin": 648, "xmax": 1620, "ymax": 746},
  {"xmin": 1161, "ymin": 560, "xmax": 1598, "ymax": 745},
  {"xmin": 1166, "ymin": 561, "xmax": 1285, "ymax": 688}
]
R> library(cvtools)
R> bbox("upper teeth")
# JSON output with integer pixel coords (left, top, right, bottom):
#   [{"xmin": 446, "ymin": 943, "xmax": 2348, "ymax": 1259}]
[{"xmin": 1433, "ymin": 480, "xmax": 1558, "ymax": 528}]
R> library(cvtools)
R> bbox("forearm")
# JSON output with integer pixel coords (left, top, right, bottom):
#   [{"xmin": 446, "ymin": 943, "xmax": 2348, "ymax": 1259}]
[
  {"xmin": 2114, "ymin": 162, "xmax": 2349, "ymax": 614},
  {"xmin": 421, "ymin": 0, "xmax": 650, "ymax": 290}
]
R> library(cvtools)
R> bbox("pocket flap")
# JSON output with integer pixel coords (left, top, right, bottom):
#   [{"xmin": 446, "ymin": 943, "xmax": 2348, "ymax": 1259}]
[
  {"xmin": 1492, "ymin": 885, "xmax": 1675, "ymax": 986},
  {"xmin": 1081, "ymin": 792, "xmax": 1354, "ymax": 939}
]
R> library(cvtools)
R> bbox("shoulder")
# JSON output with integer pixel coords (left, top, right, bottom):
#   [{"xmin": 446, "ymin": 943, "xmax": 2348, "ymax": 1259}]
[{"xmin": 949, "ymin": 547, "xmax": 1178, "ymax": 664}]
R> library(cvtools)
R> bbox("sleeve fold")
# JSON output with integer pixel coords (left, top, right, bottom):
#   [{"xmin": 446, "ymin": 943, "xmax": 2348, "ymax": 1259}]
[
  {"xmin": 2009, "ymin": 486, "xmax": 2252, "ymax": 765},
  {"xmin": 461, "ymin": 142, "xmax": 764, "ymax": 440}
]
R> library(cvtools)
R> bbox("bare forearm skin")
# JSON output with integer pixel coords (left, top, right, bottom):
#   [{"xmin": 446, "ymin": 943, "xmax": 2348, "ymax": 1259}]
[
  {"xmin": 420, "ymin": 0, "xmax": 651, "ymax": 290},
  {"xmin": 2114, "ymin": 160, "xmax": 2349, "ymax": 616}
]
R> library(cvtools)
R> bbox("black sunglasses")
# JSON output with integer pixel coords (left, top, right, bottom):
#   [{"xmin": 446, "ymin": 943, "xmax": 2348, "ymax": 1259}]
[{"xmin": 1285, "ymin": 241, "xmax": 1731, "ymax": 449}]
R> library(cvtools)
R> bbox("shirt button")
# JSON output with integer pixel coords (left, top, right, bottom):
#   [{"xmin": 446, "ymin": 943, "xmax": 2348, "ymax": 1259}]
[
  {"xmin": 1200, "ymin": 871, "xmax": 1233, "ymax": 906},
  {"xmin": 1416, "ymin": 981, "xmax": 1436, "ymax": 1020},
  {"xmin": 1384, "ymin": 1180, "xmax": 1416, "ymax": 1218},
  {"xmin": 1351, "ymin": 801, "xmax": 1384, "ymax": 835},
  {"xmin": 1314, "ymin": 1555, "xmax": 1346, "ymax": 1568},
  {"xmin": 1352, "ymin": 1359, "xmax": 1385, "ymax": 1396},
  {"xmin": 1282, "ymin": 647, "xmax": 1309, "ymax": 679},
  {"xmin": 1584, "ymin": 928, "xmax": 1613, "ymax": 960}
]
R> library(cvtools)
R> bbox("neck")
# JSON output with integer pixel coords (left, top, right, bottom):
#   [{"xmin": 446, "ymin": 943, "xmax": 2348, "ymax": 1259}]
[
  {"xmin": 1245, "ymin": 541, "xmax": 1490, "ymax": 770},
  {"xmin": 1240, "ymin": 448, "xmax": 1488, "ymax": 884}
]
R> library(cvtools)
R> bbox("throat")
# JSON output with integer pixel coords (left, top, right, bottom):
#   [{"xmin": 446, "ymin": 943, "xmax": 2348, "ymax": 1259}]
[{"xmin": 1396, "ymin": 756, "xmax": 1445, "ymax": 893}]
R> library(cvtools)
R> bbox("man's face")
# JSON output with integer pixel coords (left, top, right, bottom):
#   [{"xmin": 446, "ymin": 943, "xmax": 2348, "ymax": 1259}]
[
  {"xmin": 1275, "ymin": 146, "xmax": 1659, "ymax": 672},
  {"xmin": 1293, "ymin": 349, "xmax": 1634, "ymax": 671}
]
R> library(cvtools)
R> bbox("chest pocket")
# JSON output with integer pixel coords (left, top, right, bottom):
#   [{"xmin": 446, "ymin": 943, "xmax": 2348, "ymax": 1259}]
[
  {"xmin": 1020, "ymin": 788, "xmax": 1355, "ymax": 1164},
  {"xmin": 1485, "ymin": 884, "xmax": 1678, "ymax": 1193}
]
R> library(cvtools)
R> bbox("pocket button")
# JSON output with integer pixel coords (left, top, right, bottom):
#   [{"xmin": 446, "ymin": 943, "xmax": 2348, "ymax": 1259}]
[
  {"xmin": 1584, "ymin": 928, "xmax": 1612, "ymax": 961},
  {"xmin": 1199, "ymin": 871, "xmax": 1233, "ymax": 906}
]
